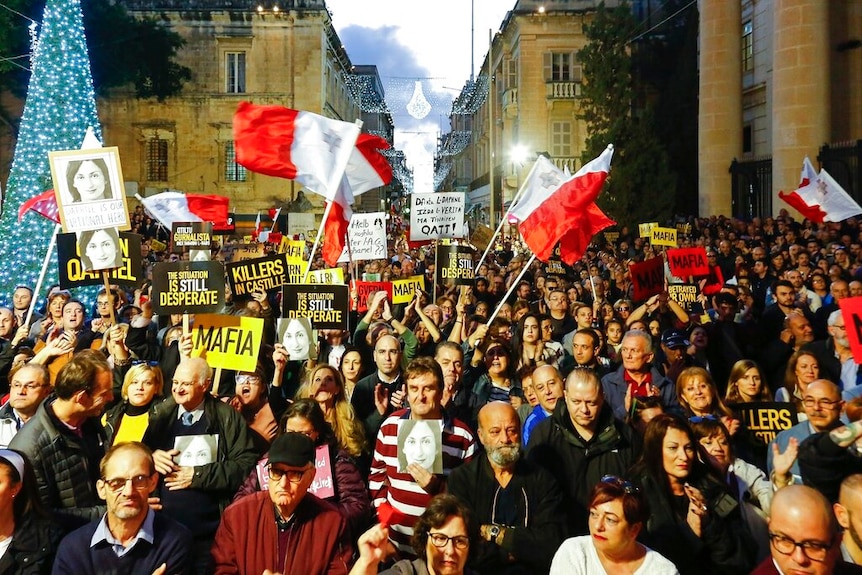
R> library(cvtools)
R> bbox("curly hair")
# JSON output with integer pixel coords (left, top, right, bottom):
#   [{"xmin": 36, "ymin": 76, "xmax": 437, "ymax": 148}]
[
  {"xmin": 410, "ymin": 493, "xmax": 476, "ymax": 559},
  {"xmin": 296, "ymin": 364, "xmax": 366, "ymax": 458}
]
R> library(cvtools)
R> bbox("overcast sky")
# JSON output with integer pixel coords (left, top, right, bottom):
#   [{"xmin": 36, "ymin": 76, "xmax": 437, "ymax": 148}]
[{"xmin": 326, "ymin": 0, "xmax": 514, "ymax": 193}]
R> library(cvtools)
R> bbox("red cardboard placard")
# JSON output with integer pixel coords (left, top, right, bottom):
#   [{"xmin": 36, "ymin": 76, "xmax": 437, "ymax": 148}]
[
  {"xmin": 631, "ymin": 257, "xmax": 665, "ymax": 302},
  {"xmin": 840, "ymin": 297, "xmax": 862, "ymax": 363},
  {"xmin": 352, "ymin": 281, "xmax": 393, "ymax": 312},
  {"xmin": 667, "ymin": 247, "xmax": 710, "ymax": 277}
]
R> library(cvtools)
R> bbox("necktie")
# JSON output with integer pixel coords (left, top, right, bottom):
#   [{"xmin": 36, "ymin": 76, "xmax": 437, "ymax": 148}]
[{"xmin": 181, "ymin": 412, "xmax": 194, "ymax": 426}]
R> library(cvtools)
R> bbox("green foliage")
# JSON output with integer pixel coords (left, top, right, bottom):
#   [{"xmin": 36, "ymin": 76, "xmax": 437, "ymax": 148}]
[{"xmin": 578, "ymin": 1, "xmax": 677, "ymax": 227}]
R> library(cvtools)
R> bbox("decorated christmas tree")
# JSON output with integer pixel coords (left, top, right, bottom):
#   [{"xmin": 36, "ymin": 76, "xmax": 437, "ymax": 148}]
[{"xmin": 0, "ymin": 0, "xmax": 102, "ymax": 308}]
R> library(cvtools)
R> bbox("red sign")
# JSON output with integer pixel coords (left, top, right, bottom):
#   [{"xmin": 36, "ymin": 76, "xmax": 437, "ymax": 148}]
[
  {"xmin": 840, "ymin": 297, "xmax": 862, "ymax": 363},
  {"xmin": 352, "ymin": 281, "xmax": 393, "ymax": 312},
  {"xmin": 667, "ymin": 247, "xmax": 709, "ymax": 277},
  {"xmin": 631, "ymin": 257, "xmax": 665, "ymax": 302}
]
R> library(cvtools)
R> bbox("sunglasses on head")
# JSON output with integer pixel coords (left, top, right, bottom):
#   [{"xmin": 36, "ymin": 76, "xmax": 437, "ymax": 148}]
[{"xmin": 485, "ymin": 347, "xmax": 507, "ymax": 359}]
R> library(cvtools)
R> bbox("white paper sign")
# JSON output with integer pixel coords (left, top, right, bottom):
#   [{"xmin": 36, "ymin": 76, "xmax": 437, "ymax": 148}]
[
  {"xmin": 409, "ymin": 192, "xmax": 466, "ymax": 241},
  {"xmin": 337, "ymin": 211, "xmax": 387, "ymax": 262},
  {"xmin": 287, "ymin": 212, "xmax": 316, "ymax": 238}
]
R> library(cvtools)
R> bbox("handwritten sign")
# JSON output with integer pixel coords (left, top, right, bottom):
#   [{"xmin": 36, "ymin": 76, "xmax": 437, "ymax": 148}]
[
  {"xmin": 282, "ymin": 284, "xmax": 349, "ymax": 330},
  {"xmin": 57, "ymin": 232, "xmax": 142, "ymax": 288},
  {"xmin": 337, "ymin": 212, "xmax": 387, "ymax": 262},
  {"xmin": 650, "ymin": 227, "xmax": 678, "ymax": 247},
  {"xmin": 436, "ymin": 244, "xmax": 475, "ymax": 287},
  {"xmin": 391, "ymin": 275, "xmax": 425, "ymax": 305},
  {"xmin": 409, "ymin": 192, "xmax": 466, "ymax": 241},
  {"xmin": 152, "ymin": 261, "xmax": 225, "ymax": 314},
  {"xmin": 191, "ymin": 314, "xmax": 264, "ymax": 372},
  {"xmin": 630, "ymin": 257, "xmax": 664, "ymax": 302},
  {"xmin": 667, "ymin": 247, "xmax": 709, "ymax": 277},
  {"xmin": 226, "ymin": 254, "xmax": 288, "ymax": 297},
  {"xmin": 638, "ymin": 222, "xmax": 658, "ymax": 238},
  {"xmin": 734, "ymin": 402, "xmax": 798, "ymax": 446}
]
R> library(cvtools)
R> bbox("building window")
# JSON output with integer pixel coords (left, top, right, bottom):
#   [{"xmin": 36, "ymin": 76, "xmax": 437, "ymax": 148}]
[
  {"xmin": 225, "ymin": 141, "xmax": 246, "ymax": 182},
  {"xmin": 226, "ymin": 52, "xmax": 246, "ymax": 93},
  {"xmin": 551, "ymin": 122, "xmax": 572, "ymax": 157},
  {"xmin": 544, "ymin": 52, "xmax": 582, "ymax": 83},
  {"xmin": 146, "ymin": 139, "xmax": 168, "ymax": 182},
  {"xmin": 743, "ymin": 124, "xmax": 753, "ymax": 154},
  {"xmin": 742, "ymin": 21, "xmax": 753, "ymax": 72},
  {"xmin": 506, "ymin": 58, "xmax": 517, "ymax": 90}
]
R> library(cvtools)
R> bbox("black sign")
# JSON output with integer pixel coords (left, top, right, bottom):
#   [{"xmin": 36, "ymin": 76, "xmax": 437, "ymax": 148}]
[
  {"xmin": 172, "ymin": 221, "xmax": 212, "ymax": 253},
  {"xmin": 151, "ymin": 261, "xmax": 225, "ymax": 314},
  {"xmin": 436, "ymin": 244, "xmax": 475, "ymax": 287},
  {"xmin": 57, "ymin": 232, "xmax": 142, "ymax": 288},
  {"xmin": 282, "ymin": 284, "xmax": 348, "ymax": 330},
  {"xmin": 734, "ymin": 402, "xmax": 799, "ymax": 447},
  {"xmin": 226, "ymin": 253, "xmax": 288, "ymax": 298}
]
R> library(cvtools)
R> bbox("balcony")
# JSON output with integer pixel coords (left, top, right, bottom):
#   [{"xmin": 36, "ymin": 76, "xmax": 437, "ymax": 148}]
[
  {"xmin": 546, "ymin": 82, "xmax": 582, "ymax": 99},
  {"xmin": 502, "ymin": 87, "xmax": 518, "ymax": 118}
]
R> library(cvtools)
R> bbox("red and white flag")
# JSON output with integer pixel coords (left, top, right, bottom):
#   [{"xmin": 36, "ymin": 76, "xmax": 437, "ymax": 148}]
[
  {"xmin": 779, "ymin": 157, "xmax": 862, "ymax": 223},
  {"xmin": 233, "ymin": 102, "xmax": 360, "ymax": 201},
  {"xmin": 137, "ymin": 191, "xmax": 230, "ymax": 228},
  {"xmin": 508, "ymin": 145, "xmax": 616, "ymax": 265},
  {"xmin": 322, "ymin": 134, "xmax": 393, "ymax": 267},
  {"xmin": 18, "ymin": 189, "xmax": 60, "ymax": 223}
]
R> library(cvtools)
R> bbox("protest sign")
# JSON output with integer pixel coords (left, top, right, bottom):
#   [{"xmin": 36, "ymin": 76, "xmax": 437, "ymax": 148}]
[
  {"xmin": 604, "ymin": 231, "xmax": 620, "ymax": 244},
  {"xmin": 352, "ymin": 281, "xmax": 392, "ymax": 312},
  {"xmin": 396, "ymin": 419, "xmax": 443, "ymax": 473},
  {"xmin": 49, "ymin": 147, "xmax": 130, "ymax": 234},
  {"xmin": 151, "ymin": 261, "xmax": 225, "ymax": 314},
  {"xmin": 219, "ymin": 243, "xmax": 265, "ymax": 264},
  {"xmin": 307, "ymin": 268, "xmax": 345, "ymax": 285},
  {"xmin": 638, "ymin": 222, "xmax": 658, "ymax": 238},
  {"xmin": 212, "ymin": 212, "xmax": 235, "ymax": 235},
  {"xmin": 436, "ymin": 244, "xmax": 475, "ymax": 287},
  {"xmin": 276, "ymin": 317, "xmax": 315, "ymax": 361},
  {"xmin": 172, "ymin": 222, "xmax": 212, "ymax": 253},
  {"xmin": 667, "ymin": 284, "xmax": 699, "ymax": 312},
  {"xmin": 282, "ymin": 284, "xmax": 349, "ymax": 330},
  {"xmin": 286, "ymin": 212, "xmax": 316, "ymax": 238},
  {"xmin": 676, "ymin": 222, "xmax": 692, "ymax": 236},
  {"xmin": 667, "ymin": 247, "xmax": 710, "ymax": 277},
  {"xmin": 734, "ymin": 402, "xmax": 798, "ymax": 446},
  {"xmin": 337, "ymin": 212, "xmax": 387, "ymax": 262},
  {"xmin": 191, "ymin": 313, "xmax": 264, "ymax": 372},
  {"xmin": 255, "ymin": 445, "xmax": 334, "ymax": 498},
  {"xmin": 630, "ymin": 257, "xmax": 664, "ymax": 302},
  {"xmin": 58, "ymin": 232, "xmax": 142, "ymax": 288},
  {"xmin": 281, "ymin": 239, "xmax": 306, "ymax": 283},
  {"xmin": 470, "ymin": 223, "xmax": 494, "ymax": 253},
  {"xmin": 226, "ymin": 253, "xmax": 288, "ymax": 297},
  {"xmin": 544, "ymin": 259, "xmax": 566, "ymax": 278},
  {"xmin": 391, "ymin": 275, "xmax": 425, "ymax": 305},
  {"xmin": 150, "ymin": 238, "xmax": 167, "ymax": 253},
  {"xmin": 840, "ymin": 297, "xmax": 862, "ymax": 363},
  {"xmin": 409, "ymin": 192, "xmax": 466, "ymax": 241},
  {"xmin": 650, "ymin": 227, "xmax": 678, "ymax": 247}
]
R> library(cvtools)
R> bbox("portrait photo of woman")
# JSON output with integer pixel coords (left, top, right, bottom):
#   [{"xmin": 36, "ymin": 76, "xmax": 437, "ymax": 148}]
[
  {"xmin": 277, "ymin": 317, "xmax": 315, "ymax": 361},
  {"xmin": 66, "ymin": 157, "xmax": 113, "ymax": 203},
  {"xmin": 77, "ymin": 227, "xmax": 123, "ymax": 271},
  {"xmin": 396, "ymin": 419, "xmax": 442, "ymax": 473}
]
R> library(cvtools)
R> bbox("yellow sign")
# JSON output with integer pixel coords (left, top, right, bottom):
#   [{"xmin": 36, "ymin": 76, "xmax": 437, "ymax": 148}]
[
  {"xmin": 650, "ymin": 227, "xmax": 678, "ymax": 247},
  {"xmin": 191, "ymin": 314, "xmax": 264, "ymax": 372},
  {"xmin": 150, "ymin": 238, "xmax": 167, "ymax": 252},
  {"xmin": 391, "ymin": 275, "xmax": 425, "ymax": 304},
  {"xmin": 307, "ymin": 268, "xmax": 345, "ymax": 285},
  {"xmin": 638, "ymin": 222, "xmax": 658, "ymax": 238}
]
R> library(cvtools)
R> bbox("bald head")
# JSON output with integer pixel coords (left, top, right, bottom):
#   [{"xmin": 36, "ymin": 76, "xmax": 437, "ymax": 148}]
[
  {"xmin": 478, "ymin": 401, "xmax": 519, "ymax": 433},
  {"xmin": 770, "ymin": 485, "xmax": 840, "ymax": 575},
  {"xmin": 532, "ymin": 365, "xmax": 564, "ymax": 412},
  {"xmin": 772, "ymin": 485, "xmax": 839, "ymax": 536},
  {"xmin": 477, "ymin": 401, "xmax": 521, "ymax": 468}
]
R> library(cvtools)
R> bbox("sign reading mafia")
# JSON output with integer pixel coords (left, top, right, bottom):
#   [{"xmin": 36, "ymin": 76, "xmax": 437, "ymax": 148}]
[{"xmin": 191, "ymin": 314, "xmax": 264, "ymax": 372}]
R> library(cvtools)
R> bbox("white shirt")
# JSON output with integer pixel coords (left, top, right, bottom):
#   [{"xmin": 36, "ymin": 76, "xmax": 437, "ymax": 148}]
[{"xmin": 550, "ymin": 535, "xmax": 679, "ymax": 575}]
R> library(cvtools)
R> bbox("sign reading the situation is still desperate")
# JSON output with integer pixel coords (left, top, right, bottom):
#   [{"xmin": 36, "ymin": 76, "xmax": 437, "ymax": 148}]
[
  {"xmin": 151, "ymin": 261, "xmax": 225, "ymax": 314},
  {"xmin": 409, "ymin": 192, "xmax": 466, "ymax": 241},
  {"xmin": 282, "ymin": 284, "xmax": 349, "ymax": 330}
]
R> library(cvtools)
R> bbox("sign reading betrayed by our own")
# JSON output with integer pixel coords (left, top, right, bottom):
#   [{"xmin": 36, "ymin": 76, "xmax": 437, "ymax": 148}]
[
  {"xmin": 337, "ymin": 212, "xmax": 387, "ymax": 262},
  {"xmin": 226, "ymin": 254, "xmax": 289, "ymax": 297},
  {"xmin": 152, "ymin": 261, "xmax": 225, "ymax": 314},
  {"xmin": 282, "ymin": 284, "xmax": 349, "ymax": 330},
  {"xmin": 409, "ymin": 192, "xmax": 466, "ymax": 241},
  {"xmin": 436, "ymin": 244, "xmax": 475, "ymax": 287},
  {"xmin": 667, "ymin": 284, "xmax": 699, "ymax": 312},
  {"xmin": 57, "ymin": 232, "xmax": 142, "ymax": 289},
  {"xmin": 191, "ymin": 314, "xmax": 264, "ymax": 372}
]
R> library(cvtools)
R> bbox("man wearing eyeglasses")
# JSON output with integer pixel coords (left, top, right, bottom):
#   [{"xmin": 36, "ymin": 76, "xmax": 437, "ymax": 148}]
[
  {"xmin": 801, "ymin": 310, "xmax": 858, "ymax": 392},
  {"xmin": 212, "ymin": 432, "xmax": 353, "ymax": 574},
  {"xmin": 53, "ymin": 442, "xmax": 193, "ymax": 574},
  {"xmin": 751, "ymin": 484, "xmax": 862, "ymax": 575},
  {"xmin": 0, "ymin": 363, "xmax": 51, "ymax": 447}
]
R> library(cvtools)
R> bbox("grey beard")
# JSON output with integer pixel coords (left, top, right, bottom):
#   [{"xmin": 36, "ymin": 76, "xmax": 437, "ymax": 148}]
[{"xmin": 487, "ymin": 443, "xmax": 522, "ymax": 467}]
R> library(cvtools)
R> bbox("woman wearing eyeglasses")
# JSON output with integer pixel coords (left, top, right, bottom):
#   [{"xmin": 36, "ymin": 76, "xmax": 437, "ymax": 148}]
[
  {"xmin": 103, "ymin": 361, "xmax": 165, "ymax": 445},
  {"xmin": 226, "ymin": 365, "xmax": 286, "ymax": 455},
  {"xmin": 629, "ymin": 414, "xmax": 757, "ymax": 574},
  {"xmin": 350, "ymin": 493, "xmax": 477, "ymax": 575},
  {"xmin": 550, "ymin": 476, "xmax": 678, "ymax": 574}
]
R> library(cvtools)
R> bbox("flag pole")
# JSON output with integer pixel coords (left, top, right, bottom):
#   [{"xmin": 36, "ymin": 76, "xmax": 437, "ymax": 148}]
[
  {"xmin": 303, "ymin": 200, "xmax": 333, "ymax": 283},
  {"xmin": 25, "ymin": 222, "xmax": 61, "ymax": 328},
  {"xmin": 486, "ymin": 252, "xmax": 537, "ymax": 325},
  {"xmin": 474, "ymin": 157, "xmax": 539, "ymax": 273}
]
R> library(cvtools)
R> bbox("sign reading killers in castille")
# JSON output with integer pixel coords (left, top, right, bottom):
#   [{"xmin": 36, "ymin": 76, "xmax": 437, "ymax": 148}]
[
  {"xmin": 151, "ymin": 261, "xmax": 225, "ymax": 314},
  {"xmin": 57, "ymin": 232, "xmax": 142, "ymax": 289},
  {"xmin": 732, "ymin": 402, "xmax": 798, "ymax": 446},
  {"xmin": 436, "ymin": 244, "xmax": 475, "ymax": 287},
  {"xmin": 226, "ymin": 254, "xmax": 289, "ymax": 298},
  {"xmin": 282, "ymin": 284, "xmax": 349, "ymax": 331}
]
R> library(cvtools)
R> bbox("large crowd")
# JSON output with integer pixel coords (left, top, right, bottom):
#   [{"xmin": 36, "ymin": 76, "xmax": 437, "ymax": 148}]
[{"xmin": 0, "ymin": 209, "xmax": 861, "ymax": 574}]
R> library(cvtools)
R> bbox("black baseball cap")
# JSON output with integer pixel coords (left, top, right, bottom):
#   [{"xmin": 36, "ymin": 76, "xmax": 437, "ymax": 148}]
[{"xmin": 268, "ymin": 432, "xmax": 315, "ymax": 467}]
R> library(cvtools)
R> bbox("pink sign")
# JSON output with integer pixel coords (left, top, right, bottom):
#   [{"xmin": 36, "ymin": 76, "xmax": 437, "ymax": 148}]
[{"xmin": 255, "ymin": 444, "xmax": 335, "ymax": 499}]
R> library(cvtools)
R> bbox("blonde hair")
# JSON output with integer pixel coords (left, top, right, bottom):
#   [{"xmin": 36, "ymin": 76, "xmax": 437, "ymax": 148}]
[
  {"xmin": 121, "ymin": 363, "xmax": 164, "ymax": 401},
  {"xmin": 676, "ymin": 366, "xmax": 733, "ymax": 417},
  {"xmin": 296, "ymin": 364, "xmax": 366, "ymax": 458}
]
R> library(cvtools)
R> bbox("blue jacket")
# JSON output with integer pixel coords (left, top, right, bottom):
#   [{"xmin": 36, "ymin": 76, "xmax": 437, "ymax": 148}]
[{"xmin": 600, "ymin": 364, "xmax": 679, "ymax": 422}]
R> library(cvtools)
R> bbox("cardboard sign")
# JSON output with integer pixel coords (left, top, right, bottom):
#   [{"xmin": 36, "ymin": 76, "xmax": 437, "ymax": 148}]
[
  {"xmin": 391, "ymin": 275, "xmax": 425, "ymax": 305},
  {"xmin": 226, "ymin": 254, "xmax": 288, "ymax": 297},
  {"xmin": 650, "ymin": 227, "xmax": 678, "ymax": 247},
  {"xmin": 151, "ymin": 261, "xmax": 225, "ymax": 314},
  {"xmin": 307, "ymin": 268, "xmax": 345, "ymax": 285},
  {"xmin": 668, "ymin": 283, "xmax": 699, "ymax": 312},
  {"xmin": 630, "ymin": 257, "xmax": 664, "ymax": 302},
  {"xmin": 638, "ymin": 222, "xmax": 658, "ymax": 238},
  {"xmin": 840, "ymin": 297, "xmax": 862, "ymax": 363},
  {"xmin": 734, "ymin": 402, "xmax": 799, "ymax": 446},
  {"xmin": 470, "ymin": 223, "xmax": 494, "ymax": 252},
  {"xmin": 352, "ymin": 281, "xmax": 392, "ymax": 312},
  {"xmin": 57, "ymin": 232, "xmax": 142, "ymax": 288},
  {"xmin": 255, "ymin": 445, "xmax": 335, "ymax": 499},
  {"xmin": 219, "ymin": 243, "xmax": 265, "ymax": 264},
  {"xmin": 409, "ymin": 192, "xmax": 467, "ymax": 241},
  {"xmin": 337, "ymin": 212, "xmax": 387, "ymax": 262},
  {"xmin": 667, "ymin": 247, "xmax": 710, "ymax": 277},
  {"xmin": 604, "ymin": 231, "xmax": 620, "ymax": 244},
  {"xmin": 171, "ymin": 221, "xmax": 212, "ymax": 253},
  {"xmin": 282, "ymin": 284, "xmax": 349, "ymax": 330},
  {"xmin": 436, "ymin": 244, "xmax": 475, "ymax": 287},
  {"xmin": 191, "ymin": 313, "xmax": 264, "ymax": 372}
]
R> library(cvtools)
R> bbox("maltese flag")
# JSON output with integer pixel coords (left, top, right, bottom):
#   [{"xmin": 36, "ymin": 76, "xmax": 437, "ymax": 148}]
[
  {"xmin": 779, "ymin": 157, "xmax": 862, "ymax": 223},
  {"xmin": 137, "ymin": 191, "xmax": 230, "ymax": 228},
  {"xmin": 509, "ymin": 145, "xmax": 616, "ymax": 265}
]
